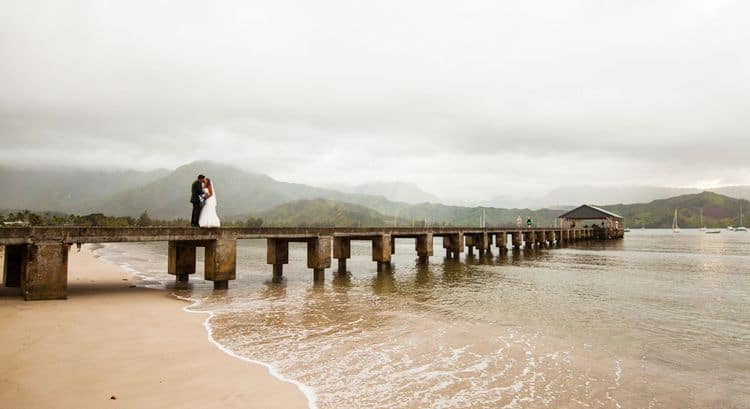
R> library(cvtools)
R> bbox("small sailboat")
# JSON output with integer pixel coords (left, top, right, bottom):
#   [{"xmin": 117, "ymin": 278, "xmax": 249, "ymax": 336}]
[
  {"xmin": 672, "ymin": 209, "xmax": 680, "ymax": 233},
  {"xmin": 736, "ymin": 206, "xmax": 747, "ymax": 232},
  {"xmin": 699, "ymin": 208, "xmax": 706, "ymax": 232},
  {"xmin": 705, "ymin": 229, "xmax": 721, "ymax": 234}
]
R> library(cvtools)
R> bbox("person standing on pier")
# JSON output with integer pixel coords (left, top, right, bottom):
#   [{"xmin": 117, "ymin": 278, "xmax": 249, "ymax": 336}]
[
  {"xmin": 527, "ymin": 217, "xmax": 533, "ymax": 228},
  {"xmin": 190, "ymin": 174, "xmax": 206, "ymax": 227},
  {"xmin": 198, "ymin": 177, "xmax": 221, "ymax": 227}
]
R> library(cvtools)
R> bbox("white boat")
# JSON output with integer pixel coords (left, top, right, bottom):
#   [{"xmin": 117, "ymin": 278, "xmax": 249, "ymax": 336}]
[
  {"xmin": 705, "ymin": 229, "xmax": 721, "ymax": 234},
  {"xmin": 672, "ymin": 209, "xmax": 680, "ymax": 233},
  {"xmin": 728, "ymin": 226, "xmax": 735, "ymax": 231},
  {"xmin": 736, "ymin": 206, "xmax": 747, "ymax": 232},
  {"xmin": 699, "ymin": 208, "xmax": 706, "ymax": 231}
]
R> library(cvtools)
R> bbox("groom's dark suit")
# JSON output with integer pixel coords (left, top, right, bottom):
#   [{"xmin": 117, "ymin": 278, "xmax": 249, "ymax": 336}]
[{"xmin": 190, "ymin": 179, "xmax": 204, "ymax": 227}]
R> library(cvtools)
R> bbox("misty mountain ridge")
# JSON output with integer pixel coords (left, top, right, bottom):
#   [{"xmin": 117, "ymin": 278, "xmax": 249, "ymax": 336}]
[
  {"xmin": 249, "ymin": 191, "xmax": 749, "ymax": 228},
  {"xmin": 0, "ymin": 165, "xmax": 169, "ymax": 212},
  {"xmin": 484, "ymin": 184, "xmax": 750, "ymax": 209},
  {"xmin": 335, "ymin": 182, "xmax": 441, "ymax": 204},
  {"xmin": 602, "ymin": 191, "xmax": 750, "ymax": 228},
  {"xmin": 2, "ymin": 161, "xmax": 750, "ymax": 227}
]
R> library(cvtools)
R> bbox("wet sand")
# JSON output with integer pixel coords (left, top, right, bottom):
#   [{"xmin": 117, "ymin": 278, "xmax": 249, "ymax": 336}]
[{"xmin": 0, "ymin": 245, "xmax": 308, "ymax": 409}]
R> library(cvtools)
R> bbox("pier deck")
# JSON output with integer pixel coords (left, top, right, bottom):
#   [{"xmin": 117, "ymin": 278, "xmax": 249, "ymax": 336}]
[{"xmin": 1, "ymin": 226, "xmax": 622, "ymax": 300}]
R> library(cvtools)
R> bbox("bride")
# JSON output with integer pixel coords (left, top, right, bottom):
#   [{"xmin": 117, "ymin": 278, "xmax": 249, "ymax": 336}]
[{"xmin": 198, "ymin": 178, "xmax": 221, "ymax": 227}]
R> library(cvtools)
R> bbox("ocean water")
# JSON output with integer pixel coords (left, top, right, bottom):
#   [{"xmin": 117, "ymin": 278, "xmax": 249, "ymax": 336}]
[{"xmin": 95, "ymin": 229, "xmax": 750, "ymax": 408}]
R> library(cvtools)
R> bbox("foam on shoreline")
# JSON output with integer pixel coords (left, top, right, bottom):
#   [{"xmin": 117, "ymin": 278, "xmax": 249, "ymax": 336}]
[
  {"xmin": 91, "ymin": 244, "xmax": 318, "ymax": 409},
  {"xmin": 175, "ymin": 293, "xmax": 319, "ymax": 409}
]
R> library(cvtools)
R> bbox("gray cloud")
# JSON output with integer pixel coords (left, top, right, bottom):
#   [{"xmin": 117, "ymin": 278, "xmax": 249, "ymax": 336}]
[{"xmin": 1, "ymin": 0, "xmax": 749, "ymax": 201}]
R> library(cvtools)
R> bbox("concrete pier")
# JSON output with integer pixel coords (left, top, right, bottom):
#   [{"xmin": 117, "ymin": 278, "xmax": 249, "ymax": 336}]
[
  {"xmin": 0, "ymin": 226, "xmax": 614, "ymax": 300},
  {"xmin": 333, "ymin": 237, "xmax": 351, "ymax": 272},
  {"xmin": 372, "ymin": 234, "xmax": 392, "ymax": 272},
  {"xmin": 511, "ymin": 231, "xmax": 523, "ymax": 251},
  {"xmin": 267, "ymin": 238, "xmax": 289, "ymax": 281},
  {"xmin": 415, "ymin": 233, "xmax": 433, "ymax": 263},
  {"xmin": 442, "ymin": 233, "xmax": 464, "ymax": 259},
  {"xmin": 465, "ymin": 232, "xmax": 490, "ymax": 256},
  {"xmin": 168, "ymin": 241, "xmax": 197, "ymax": 282},
  {"xmin": 524, "ymin": 231, "xmax": 536, "ymax": 249},
  {"xmin": 22, "ymin": 242, "xmax": 69, "ymax": 300},
  {"xmin": 308, "ymin": 236, "xmax": 332, "ymax": 281},
  {"xmin": 495, "ymin": 232, "xmax": 508, "ymax": 253},
  {"xmin": 204, "ymin": 239, "xmax": 236, "ymax": 289}
]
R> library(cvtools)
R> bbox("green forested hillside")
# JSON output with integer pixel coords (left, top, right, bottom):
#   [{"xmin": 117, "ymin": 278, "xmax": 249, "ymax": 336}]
[
  {"xmin": 4, "ymin": 161, "xmax": 749, "ymax": 229},
  {"xmin": 602, "ymin": 192, "xmax": 749, "ymax": 228},
  {"xmin": 240, "ymin": 199, "xmax": 564, "ymax": 227},
  {"xmin": 253, "ymin": 199, "xmax": 392, "ymax": 227},
  {"xmin": 78, "ymin": 161, "xmax": 402, "ymax": 219}
]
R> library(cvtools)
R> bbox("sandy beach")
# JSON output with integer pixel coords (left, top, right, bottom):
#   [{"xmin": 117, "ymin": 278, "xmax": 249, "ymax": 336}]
[{"xmin": 0, "ymin": 245, "xmax": 308, "ymax": 409}]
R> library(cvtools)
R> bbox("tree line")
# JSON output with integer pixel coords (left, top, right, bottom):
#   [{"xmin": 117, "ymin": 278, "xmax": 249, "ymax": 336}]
[{"xmin": 0, "ymin": 210, "xmax": 263, "ymax": 228}]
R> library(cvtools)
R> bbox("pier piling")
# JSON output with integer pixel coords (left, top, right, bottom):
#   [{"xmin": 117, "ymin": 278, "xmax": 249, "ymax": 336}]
[
  {"xmin": 168, "ymin": 241, "xmax": 197, "ymax": 282},
  {"xmin": 267, "ymin": 238, "xmax": 289, "ymax": 280},
  {"xmin": 415, "ymin": 233, "xmax": 433, "ymax": 263},
  {"xmin": 307, "ymin": 236, "xmax": 331, "ymax": 281},
  {"xmin": 22, "ymin": 242, "xmax": 69, "ymax": 300},
  {"xmin": 205, "ymin": 239, "xmax": 236, "ymax": 290}
]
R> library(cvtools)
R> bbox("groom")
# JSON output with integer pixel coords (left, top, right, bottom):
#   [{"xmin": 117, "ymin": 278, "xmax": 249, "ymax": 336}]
[{"xmin": 190, "ymin": 174, "xmax": 206, "ymax": 227}]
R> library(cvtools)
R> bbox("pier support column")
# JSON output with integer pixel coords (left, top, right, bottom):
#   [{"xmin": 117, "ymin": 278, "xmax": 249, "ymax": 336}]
[
  {"xmin": 267, "ymin": 239, "xmax": 289, "ymax": 281},
  {"xmin": 333, "ymin": 237, "xmax": 351, "ymax": 272},
  {"xmin": 538, "ymin": 231, "xmax": 548, "ymax": 247},
  {"xmin": 372, "ymin": 234, "xmax": 392, "ymax": 271},
  {"xmin": 168, "ymin": 241, "xmax": 196, "ymax": 282},
  {"xmin": 307, "ymin": 236, "xmax": 332, "ymax": 281},
  {"xmin": 484, "ymin": 232, "xmax": 493, "ymax": 255},
  {"xmin": 415, "ymin": 234, "xmax": 433, "ymax": 263},
  {"xmin": 464, "ymin": 233, "xmax": 490, "ymax": 257},
  {"xmin": 22, "ymin": 242, "xmax": 69, "ymax": 301},
  {"xmin": 465, "ymin": 234, "xmax": 475, "ymax": 257},
  {"xmin": 205, "ymin": 239, "xmax": 236, "ymax": 290},
  {"xmin": 442, "ymin": 233, "xmax": 463, "ymax": 258},
  {"xmin": 495, "ymin": 232, "xmax": 508, "ymax": 253},
  {"xmin": 3, "ymin": 244, "xmax": 26, "ymax": 289},
  {"xmin": 524, "ymin": 232, "xmax": 536, "ymax": 249},
  {"xmin": 511, "ymin": 232, "xmax": 523, "ymax": 251}
]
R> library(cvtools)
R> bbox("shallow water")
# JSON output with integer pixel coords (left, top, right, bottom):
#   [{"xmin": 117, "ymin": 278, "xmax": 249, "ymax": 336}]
[{"xmin": 97, "ymin": 229, "xmax": 750, "ymax": 408}]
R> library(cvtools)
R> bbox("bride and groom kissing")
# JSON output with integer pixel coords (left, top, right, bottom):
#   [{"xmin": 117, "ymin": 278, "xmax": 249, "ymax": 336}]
[{"xmin": 190, "ymin": 174, "xmax": 220, "ymax": 227}]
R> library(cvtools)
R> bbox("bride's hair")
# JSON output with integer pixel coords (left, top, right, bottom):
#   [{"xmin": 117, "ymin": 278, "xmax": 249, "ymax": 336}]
[{"xmin": 205, "ymin": 178, "xmax": 211, "ymax": 186}]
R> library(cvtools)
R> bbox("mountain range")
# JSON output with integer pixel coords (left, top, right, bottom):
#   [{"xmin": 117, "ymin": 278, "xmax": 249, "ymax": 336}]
[
  {"xmin": 484, "ymin": 185, "xmax": 750, "ymax": 209},
  {"xmin": 1, "ymin": 161, "xmax": 749, "ymax": 228},
  {"xmin": 602, "ymin": 191, "xmax": 749, "ymax": 228}
]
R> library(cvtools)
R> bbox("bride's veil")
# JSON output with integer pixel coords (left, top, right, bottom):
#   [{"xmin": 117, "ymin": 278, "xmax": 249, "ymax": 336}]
[{"xmin": 208, "ymin": 179, "xmax": 216, "ymax": 199}]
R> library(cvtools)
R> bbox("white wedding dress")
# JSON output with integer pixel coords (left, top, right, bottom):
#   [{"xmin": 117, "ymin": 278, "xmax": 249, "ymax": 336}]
[{"xmin": 198, "ymin": 184, "xmax": 221, "ymax": 227}]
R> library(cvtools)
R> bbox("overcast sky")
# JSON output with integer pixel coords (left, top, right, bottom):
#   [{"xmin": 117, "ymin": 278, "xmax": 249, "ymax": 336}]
[{"xmin": 1, "ymin": 0, "xmax": 749, "ymax": 201}]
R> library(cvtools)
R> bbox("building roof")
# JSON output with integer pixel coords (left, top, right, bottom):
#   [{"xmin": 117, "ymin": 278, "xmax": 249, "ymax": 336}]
[{"xmin": 558, "ymin": 204, "xmax": 623, "ymax": 220}]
